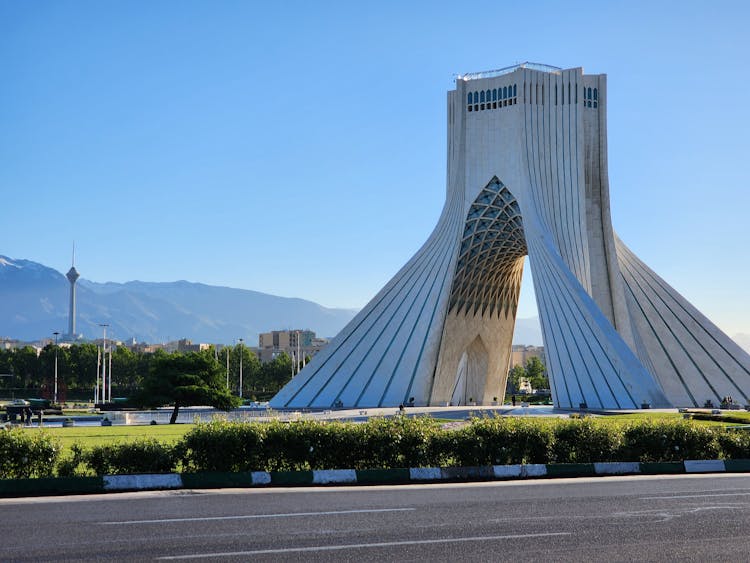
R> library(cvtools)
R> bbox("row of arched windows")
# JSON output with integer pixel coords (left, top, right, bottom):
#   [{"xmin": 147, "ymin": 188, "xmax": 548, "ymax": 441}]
[
  {"xmin": 584, "ymin": 87, "xmax": 598, "ymax": 108},
  {"xmin": 467, "ymin": 84, "xmax": 518, "ymax": 112},
  {"xmin": 471, "ymin": 81, "xmax": 599, "ymax": 109}
]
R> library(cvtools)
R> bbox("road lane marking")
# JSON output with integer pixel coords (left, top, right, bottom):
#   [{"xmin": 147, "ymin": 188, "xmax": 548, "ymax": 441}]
[
  {"xmin": 615, "ymin": 504, "xmax": 747, "ymax": 523},
  {"xmin": 156, "ymin": 532, "xmax": 572, "ymax": 559},
  {"xmin": 639, "ymin": 492, "xmax": 750, "ymax": 500},
  {"xmin": 99, "ymin": 507, "xmax": 415, "ymax": 525}
]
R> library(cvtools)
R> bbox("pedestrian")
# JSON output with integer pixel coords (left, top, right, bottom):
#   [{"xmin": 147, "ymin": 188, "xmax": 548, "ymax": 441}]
[
  {"xmin": 25, "ymin": 407, "xmax": 32, "ymax": 425},
  {"xmin": 512, "ymin": 394, "xmax": 516, "ymax": 406}
]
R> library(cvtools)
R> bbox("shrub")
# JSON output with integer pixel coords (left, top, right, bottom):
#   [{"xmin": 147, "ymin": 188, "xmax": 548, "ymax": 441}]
[
  {"xmin": 179, "ymin": 416, "xmax": 443, "ymax": 472},
  {"xmin": 619, "ymin": 420, "xmax": 721, "ymax": 462},
  {"xmin": 0, "ymin": 429, "xmax": 61, "ymax": 479},
  {"xmin": 261, "ymin": 419, "xmax": 319, "ymax": 471},
  {"xmin": 180, "ymin": 420, "xmax": 265, "ymax": 472},
  {"xmin": 296, "ymin": 420, "xmax": 368, "ymax": 470},
  {"xmin": 551, "ymin": 418, "xmax": 621, "ymax": 463},
  {"xmin": 451, "ymin": 416, "xmax": 554, "ymax": 466},
  {"xmin": 56, "ymin": 443, "xmax": 89, "ymax": 477},
  {"xmin": 9, "ymin": 415, "xmax": 749, "ymax": 480},
  {"xmin": 359, "ymin": 416, "xmax": 442, "ymax": 469},
  {"xmin": 715, "ymin": 429, "xmax": 750, "ymax": 459},
  {"xmin": 176, "ymin": 416, "xmax": 750, "ymax": 474},
  {"xmin": 84, "ymin": 439, "xmax": 176, "ymax": 475},
  {"xmin": 251, "ymin": 416, "xmax": 442, "ymax": 471}
]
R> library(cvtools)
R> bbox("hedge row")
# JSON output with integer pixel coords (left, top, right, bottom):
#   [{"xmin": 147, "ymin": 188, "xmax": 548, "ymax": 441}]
[
  {"xmin": 4, "ymin": 416, "xmax": 750, "ymax": 478},
  {"xmin": 179, "ymin": 417, "xmax": 749, "ymax": 471},
  {"xmin": 0, "ymin": 430, "xmax": 61, "ymax": 478}
]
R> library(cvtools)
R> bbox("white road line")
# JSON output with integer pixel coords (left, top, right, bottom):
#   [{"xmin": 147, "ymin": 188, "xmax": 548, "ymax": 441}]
[
  {"xmin": 640, "ymin": 492, "xmax": 750, "ymax": 500},
  {"xmin": 99, "ymin": 507, "xmax": 415, "ymax": 525},
  {"xmin": 156, "ymin": 532, "xmax": 572, "ymax": 559}
]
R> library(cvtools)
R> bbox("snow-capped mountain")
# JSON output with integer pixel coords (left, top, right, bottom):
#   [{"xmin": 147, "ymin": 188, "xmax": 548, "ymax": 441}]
[{"xmin": 0, "ymin": 255, "xmax": 357, "ymax": 343}]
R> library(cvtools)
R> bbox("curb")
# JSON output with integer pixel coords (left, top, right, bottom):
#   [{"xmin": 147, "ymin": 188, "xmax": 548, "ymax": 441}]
[{"xmin": 0, "ymin": 459, "xmax": 742, "ymax": 497}]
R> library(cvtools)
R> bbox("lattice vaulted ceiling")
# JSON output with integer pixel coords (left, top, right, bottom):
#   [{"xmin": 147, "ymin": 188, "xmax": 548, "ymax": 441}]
[{"xmin": 448, "ymin": 178, "xmax": 527, "ymax": 318}]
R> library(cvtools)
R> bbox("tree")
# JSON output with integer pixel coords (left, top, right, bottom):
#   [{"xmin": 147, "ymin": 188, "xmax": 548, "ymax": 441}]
[
  {"xmin": 111, "ymin": 346, "xmax": 140, "ymax": 395},
  {"xmin": 0, "ymin": 349, "xmax": 13, "ymax": 387},
  {"xmin": 67, "ymin": 343, "xmax": 99, "ymax": 391},
  {"xmin": 506, "ymin": 364, "xmax": 526, "ymax": 393},
  {"xmin": 260, "ymin": 352, "xmax": 293, "ymax": 394},
  {"xmin": 134, "ymin": 350, "xmax": 241, "ymax": 423},
  {"xmin": 38, "ymin": 344, "xmax": 71, "ymax": 402},
  {"xmin": 233, "ymin": 345, "xmax": 261, "ymax": 397},
  {"xmin": 524, "ymin": 356, "xmax": 548, "ymax": 391},
  {"xmin": 11, "ymin": 346, "xmax": 39, "ymax": 388}
]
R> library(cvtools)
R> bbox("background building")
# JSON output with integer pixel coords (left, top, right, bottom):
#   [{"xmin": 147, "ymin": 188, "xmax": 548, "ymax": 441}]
[
  {"xmin": 176, "ymin": 338, "xmax": 210, "ymax": 353},
  {"xmin": 510, "ymin": 345, "xmax": 545, "ymax": 369},
  {"xmin": 258, "ymin": 329, "xmax": 328, "ymax": 363}
]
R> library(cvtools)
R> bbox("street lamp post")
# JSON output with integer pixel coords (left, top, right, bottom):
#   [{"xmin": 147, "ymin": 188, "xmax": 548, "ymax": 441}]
[
  {"xmin": 238, "ymin": 338, "xmax": 244, "ymax": 399},
  {"xmin": 226, "ymin": 346, "xmax": 230, "ymax": 390},
  {"xmin": 98, "ymin": 323, "xmax": 109, "ymax": 404},
  {"xmin": 297, "ymin": 330, "xmax": 301, "ymax": 375},
  {"xmin": 95, "ymin": 346, "xmax": 100, "ymax": 404},
  {"xmin": 53, "ymin": 331, "xmax": 60, "ymax": 404},
  {"xmin": 108, "ymin": 341, "xmax": 113, "ymax": 402}
]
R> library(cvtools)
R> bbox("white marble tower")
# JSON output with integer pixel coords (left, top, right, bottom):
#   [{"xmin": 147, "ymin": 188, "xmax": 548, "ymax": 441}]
[{"xmin": 271, "ymin": 63, "xmax": 750, "ymax": 409}]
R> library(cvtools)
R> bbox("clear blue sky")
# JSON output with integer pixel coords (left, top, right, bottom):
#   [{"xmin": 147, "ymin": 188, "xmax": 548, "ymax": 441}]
[{"xmin": 1, "ymin": 1, "xmax": 748, "ymax": 337}]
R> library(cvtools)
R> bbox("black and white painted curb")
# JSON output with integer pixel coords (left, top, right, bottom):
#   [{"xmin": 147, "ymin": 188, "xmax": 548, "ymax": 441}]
[{"xmin": 1, "ymin": 459, "xmax": 748, "ymax": 497}]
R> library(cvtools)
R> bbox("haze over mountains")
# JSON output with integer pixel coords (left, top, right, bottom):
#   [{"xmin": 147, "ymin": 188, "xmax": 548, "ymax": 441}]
[
  {"xmin": 0, "ymin": 254, "xmax": 544, "ymax": 346},
  {"xmin": 4, "ymin": 255, "xmax": 748, "ymax": 354},
  {"xmin": 0, "ymin": 255, "xmax": 358, "ymax": 344}
]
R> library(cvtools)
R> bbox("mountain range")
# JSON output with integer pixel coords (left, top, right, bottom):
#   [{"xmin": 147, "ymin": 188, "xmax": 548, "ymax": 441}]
[
  {"xmin": 0, "ymin": 255, "xmax": 359, "ymax": 344},
  {"xmin": 5, "ymin": 255, "xmax": 748, "ymax": 355},
  {"xmin": 0, "ymin": 254, "xmax": 547, "ymax": 346}
]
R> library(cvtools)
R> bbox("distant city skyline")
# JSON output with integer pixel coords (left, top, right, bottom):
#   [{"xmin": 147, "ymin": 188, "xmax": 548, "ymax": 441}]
[{"xmin": 1, "ymin": 1, "xmax": 748, "ymax": 338}]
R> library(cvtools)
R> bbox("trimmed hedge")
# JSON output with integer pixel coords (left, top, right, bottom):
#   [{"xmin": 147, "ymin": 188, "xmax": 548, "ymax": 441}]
[
  {"xmin": 0, "ymin": 428, "xmax": 61, "ymax": 479},
  {"xmin": 5, "ymin": 416, "xmax": 750, "ymax": 477},
  {"xmin": 83, "ymin": 439, "xmax": 177, "ymax": 475},
  {"xmin": 446, "ymin": 417, "xmax": 554, "ymax": 466},
  {"xmin": 178, "ymin": 416, "xmax": 750, "ymax": 473},
  {"xmin": 619, "ymin": 419, "xmax": 724, "ymax": 462},
  {"xmin": 56, "ymin": 439, "xmax": 177, "ymax": 477},
  {"xmin": 178, "ymin": 416, "xmax": 444, "ymax": 472}
]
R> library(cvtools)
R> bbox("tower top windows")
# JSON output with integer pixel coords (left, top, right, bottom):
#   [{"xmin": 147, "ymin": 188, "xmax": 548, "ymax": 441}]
[{"xmin": 466, "ymin": 83, "xmax": 518, "ymax": 112}]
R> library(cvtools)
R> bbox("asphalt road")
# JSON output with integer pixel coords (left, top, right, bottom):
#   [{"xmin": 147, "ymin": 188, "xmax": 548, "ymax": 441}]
[{"xmin": 2, "ymin": 474, "xmax": 750, "ymax": 561}]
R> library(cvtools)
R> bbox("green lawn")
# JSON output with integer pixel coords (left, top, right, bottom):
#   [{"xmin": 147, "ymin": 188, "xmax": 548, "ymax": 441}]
[
  {"xmin": 596, "ymin": 411, "xmax": 746, "ymax": 427},
  {"xmin": 32, "ymin": 424, "xmax": 194, "ymax": 451},
  {"xmin": 599, "ymin": 412, "xmax": 685, "ymax": 421},
  {"xmin": 700, "ymin": 410, "xmax": 750, "ymax": 422}
]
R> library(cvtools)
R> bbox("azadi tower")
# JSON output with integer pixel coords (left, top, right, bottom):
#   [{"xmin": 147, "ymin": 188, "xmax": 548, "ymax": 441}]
[{"xmin": 271, "ymin": 63, "xmax": 750, "ymax": 410}]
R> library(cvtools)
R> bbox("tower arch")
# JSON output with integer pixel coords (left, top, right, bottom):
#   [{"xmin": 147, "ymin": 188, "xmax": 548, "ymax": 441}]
[{"xmin": 430, "ymin": 178, "xmax": 527, "ymax": 405}]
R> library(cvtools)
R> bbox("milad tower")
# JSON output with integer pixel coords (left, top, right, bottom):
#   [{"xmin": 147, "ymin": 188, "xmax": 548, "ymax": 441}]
[
  {"xmin": 271, "ymin": 63, "xmax": 750, "ymax": 410},
  {"xmin": 65, "ymin": 247, "xmax": 80, "ymax": 339}
]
